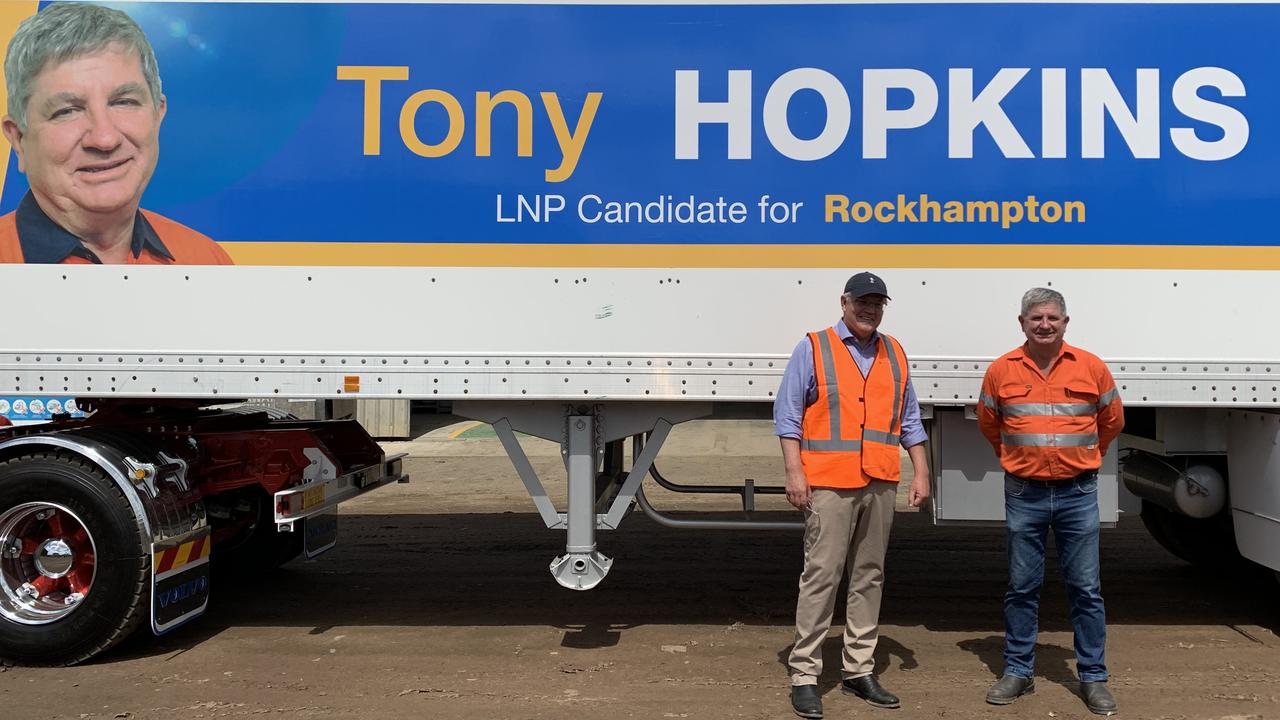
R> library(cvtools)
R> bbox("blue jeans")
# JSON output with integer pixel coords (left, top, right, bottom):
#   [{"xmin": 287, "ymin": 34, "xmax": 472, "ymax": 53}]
[{"xmin": 1003, "ymin": 471, "xmax": 1107, "ymax": 682}]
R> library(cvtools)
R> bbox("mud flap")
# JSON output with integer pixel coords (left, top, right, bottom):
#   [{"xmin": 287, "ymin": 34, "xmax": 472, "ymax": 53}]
[
  {"xmin": 150, "ymin": 530, "xmax": 212, "ymax": 634},
  {"xmin": 303, "ymin": 508, "xmax": 338, "ymax": 559}
]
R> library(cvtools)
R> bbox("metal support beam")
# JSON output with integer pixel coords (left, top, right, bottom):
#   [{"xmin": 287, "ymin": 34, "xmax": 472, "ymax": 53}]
[
  {"xmin": 493, "ymin": 418, "xmax": 564, "ymax": 529},
  {"xmin": 550, "ymin": 414, "xmax": 612, "ymax": 589},
  {"xmin": 600, "ymin": 418, "xmax": 672, "ymax": 530}
]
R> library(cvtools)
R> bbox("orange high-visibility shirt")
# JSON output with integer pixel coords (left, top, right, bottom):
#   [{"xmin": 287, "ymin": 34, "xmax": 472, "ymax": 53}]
[
  {"xmin": 977, "ymin": 342, "xmax": 1124, "ymax": 480},
  {"xmin": 0, "ymin": 192, "xmax": 232, "ymax": 265},
  {"xmin": 800, "ymin": 327, "xmax": 909, "ymax": 489}
]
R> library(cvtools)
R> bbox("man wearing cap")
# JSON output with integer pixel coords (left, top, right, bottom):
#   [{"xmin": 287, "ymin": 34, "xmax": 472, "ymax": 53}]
[{"xmin": 775, "ymin": 272, "xmax": 931, "ymax": 719}]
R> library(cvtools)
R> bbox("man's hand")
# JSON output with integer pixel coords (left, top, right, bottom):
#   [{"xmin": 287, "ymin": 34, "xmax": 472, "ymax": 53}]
[
  {"xmin": 779, "ymin": 437, "xmax": 811, "ymax": 511},
  {"xmin": 908, "ymin": 472, "xmax": 931, "ymax": 508},
  {"xmin": 906, "ymin": 443, "xmax": 931, "ymax": 508},
  {"xmin": 785, "ymin": 467, "xmax": 812, "ymax": 511}
]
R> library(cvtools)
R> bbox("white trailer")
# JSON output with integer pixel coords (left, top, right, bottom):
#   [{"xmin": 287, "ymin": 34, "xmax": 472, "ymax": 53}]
[{"xmin": 1, "ymin": 0, "xmax": 1277, "ymax": 665}]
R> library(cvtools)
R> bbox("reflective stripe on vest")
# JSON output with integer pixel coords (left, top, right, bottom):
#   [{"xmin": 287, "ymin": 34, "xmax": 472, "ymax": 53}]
[
  {"xmin": 882, "ymin": 334, "xmax": 904, "ymax": 440},
  {"xmin": 864, "ymin": 429, "xmax": 900, "ymax": 446},
  {"xmin": 801, "ymin": 433, "xmax": 898, "ymax": 451},
  {"xmin": 993, "ymin": 397, "xmax": 1117, "ymax": 417},
  {"xmin": 1001, "ymin": 402, "xmax": 1096, "ymax": 418},
  {"xmin": 814, "ymin": 329, "xmax": 843, "ymax": 442},
  {"xmin": 1098, "ymin": 388, "xmax": 1119, "ymax": 408},
  {"xmin": 800, "ymin": 438, "xmax": 862, "ymax": 451},
  {"xmin": 1001, "ymin": 432, "xmax": 1099, "ymax": 447}
]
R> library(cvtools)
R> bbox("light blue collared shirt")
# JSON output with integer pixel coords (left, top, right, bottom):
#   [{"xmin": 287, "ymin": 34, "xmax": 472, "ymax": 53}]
[{"xmin": 773, "ymin": 320, "xmax": 927, "ymax": 448}]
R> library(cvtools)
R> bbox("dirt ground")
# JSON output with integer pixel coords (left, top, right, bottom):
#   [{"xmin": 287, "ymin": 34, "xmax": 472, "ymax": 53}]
[{"xmin": 1, "ymin": 418, "xmax": 1278, "ymax": 720}]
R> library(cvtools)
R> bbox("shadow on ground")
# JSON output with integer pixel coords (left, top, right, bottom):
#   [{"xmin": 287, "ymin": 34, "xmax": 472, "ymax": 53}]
[{"xmin": 98, "ymin": 510, "xmax": 1279, "ymax": 665}]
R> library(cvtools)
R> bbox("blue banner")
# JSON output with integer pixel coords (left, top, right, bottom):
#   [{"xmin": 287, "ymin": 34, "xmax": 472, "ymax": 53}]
[{"xmin": 0, "ymin": 2, "xmax": 1276, "ymax": 264}]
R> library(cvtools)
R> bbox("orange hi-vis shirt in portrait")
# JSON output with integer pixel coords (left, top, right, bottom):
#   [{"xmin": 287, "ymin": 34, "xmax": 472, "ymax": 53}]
[
  {"xmin": 977, "ymin": 342, "xmax": 1124, "ymax": 480},
  {"xmin": 0, "ymin": 193, "xmax": 232, "ymax": 265},
  {"xmin": 800, "ymin": 327, "xmax": 909, "ymax": 489}
]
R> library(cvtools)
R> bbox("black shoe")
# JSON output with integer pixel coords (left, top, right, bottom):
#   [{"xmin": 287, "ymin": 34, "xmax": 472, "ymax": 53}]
[
  {"xmin": 841, "ymin": 675, "xmax": 901, "ymax": 709},
  {"xmin": 986, "ymin": 675, "xmax": 1036, "ymax": 705},
  {"xmin": 1081, "ymin": 682, "xmax": 1118, "ymax": 715},
  {"xmin": 790, "ymin": 685, "xmax": 823, "ymax": 719}
]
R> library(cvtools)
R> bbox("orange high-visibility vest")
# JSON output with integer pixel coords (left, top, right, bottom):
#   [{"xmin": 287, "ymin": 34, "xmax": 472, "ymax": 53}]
[{"xmin": 800, "ymin": 327, "xmax": 909, "ymax": 489}]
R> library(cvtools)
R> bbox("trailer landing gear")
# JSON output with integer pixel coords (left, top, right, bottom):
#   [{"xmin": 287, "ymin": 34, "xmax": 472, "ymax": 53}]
[{"xmin": 455, "ymin": 401, "xmax": 711, "ymax": 590}]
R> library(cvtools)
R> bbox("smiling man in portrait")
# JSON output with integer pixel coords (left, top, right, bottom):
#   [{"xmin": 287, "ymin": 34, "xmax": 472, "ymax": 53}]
[{"xmin": 0, "ymin": 2, "xmax": 231, "ymax": 264}]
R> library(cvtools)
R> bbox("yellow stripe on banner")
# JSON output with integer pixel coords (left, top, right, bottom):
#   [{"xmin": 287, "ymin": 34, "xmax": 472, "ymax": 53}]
[
  {"xmin": 220, "ymin": 242, "xmax": 1280, "ymax": 270},
  {"xmin": 197, "ymin": 537, "xmax": 211, "ymax": 560},
  {"xmin": 0, "ymin": 1, "xmax": 40, "ymax": 198}
]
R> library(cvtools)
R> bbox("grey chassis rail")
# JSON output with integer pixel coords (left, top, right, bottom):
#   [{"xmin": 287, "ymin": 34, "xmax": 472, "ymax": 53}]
[
  {"xmin": 634, "ymin": 484, "xmax": 803, "ymax": 531},
  {"xmin": 633, "ymin": 433, "xmax": 786, "ymax": 512}
]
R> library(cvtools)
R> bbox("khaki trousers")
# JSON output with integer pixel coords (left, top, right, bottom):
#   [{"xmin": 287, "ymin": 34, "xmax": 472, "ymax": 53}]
[{"xmin": 788, "ymin": 482, "xmax": 897, "ymax": 685}]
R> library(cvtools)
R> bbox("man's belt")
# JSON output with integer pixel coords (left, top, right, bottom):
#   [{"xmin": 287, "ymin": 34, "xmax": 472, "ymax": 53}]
[{"xmin": 1005, "ymin": 469, "xmax": 1099, "ymax": 486}]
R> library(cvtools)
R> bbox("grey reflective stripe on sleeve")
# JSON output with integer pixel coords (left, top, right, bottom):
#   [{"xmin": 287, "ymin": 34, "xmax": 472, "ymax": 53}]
[
  {"xmin": 1097, "ymin": 388, "xmax": 1119, "ymax": 409},
  {"xmin": 1001, "ymin": 402, "xmax": 1097, "ymax": 418},
  {"xmin": 863, "ymin": 429, "xmax": 900, "ymax": 447},
  {"xmin": 801, "ymin": 438, "xmax": 863, "ymax": 452},
  {"xmin": 815, "ymin": 330, "xmax": 842, "ymax": 441},
  {"xmin": 1001, "ymin": 432, "xmax": 1100, "ymax": 447},
  {"xmin": 979, "ymin": 393, "xmax": 998, "ymax": 411},
  {"xmin": 881, "ymin": 334, "xmax": 904, "ymax": 428}
]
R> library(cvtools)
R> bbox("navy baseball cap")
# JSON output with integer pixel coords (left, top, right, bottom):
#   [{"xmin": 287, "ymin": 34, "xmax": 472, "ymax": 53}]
[{"xmin": 844, "ymin": 272, "xmax": 890, "ymax": 300}]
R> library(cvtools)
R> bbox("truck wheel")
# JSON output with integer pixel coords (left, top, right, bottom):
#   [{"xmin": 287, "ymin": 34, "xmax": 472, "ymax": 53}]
[
  {"xmin": 209, "ymin": 489, "xmax": 303, "ymax": 577},
  {"xmin": 0, "ymin": 452, "xmax": 149, "ymax": 665},
  {"xmin": 1140, "ymin": 500, "xmax": 1242, "ymax": 569}
]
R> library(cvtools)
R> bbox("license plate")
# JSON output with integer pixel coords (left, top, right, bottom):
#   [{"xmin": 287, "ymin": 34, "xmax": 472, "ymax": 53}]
[{"xmin": 302, "ymin": 485, "xmax": 326, "ymax": 510}]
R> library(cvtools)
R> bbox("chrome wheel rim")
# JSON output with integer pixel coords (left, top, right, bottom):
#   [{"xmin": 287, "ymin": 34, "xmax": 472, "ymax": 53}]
[{"xmin": 0, "ymin": 502, "xmax": 97, "ymax": 624}]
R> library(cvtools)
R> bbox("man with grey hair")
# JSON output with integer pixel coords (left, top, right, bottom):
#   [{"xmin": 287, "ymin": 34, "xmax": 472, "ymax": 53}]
[
  {"xmin": 775, "ymin": 271, "xmax": 931, "ymax": 718},
  {"xmin": 0, "ymin": 2, "xmax": 230, "ymax": 264},
  {"xmin": 977, "ymin": 288, "xmax": 1124, "ymax": 716}
]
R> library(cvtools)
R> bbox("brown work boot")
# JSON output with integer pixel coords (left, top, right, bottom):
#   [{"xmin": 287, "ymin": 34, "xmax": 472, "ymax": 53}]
[
  {"xmin": 790, "ymin": 685, "xmax": 823, "ymax": 719},
  {"xmin": 841, "ymin": 675, "xmax": 900, "ymax": 709},
  {"xmin": 986, "ymin": 674, "xmax": 1035, "ymax": 705},
  {"xmin": 1081, "ymin": 682, "xmax": 1118, "ymax": 715}
]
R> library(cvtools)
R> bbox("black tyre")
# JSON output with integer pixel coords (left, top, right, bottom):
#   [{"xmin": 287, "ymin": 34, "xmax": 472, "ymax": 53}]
[{"xmin": 0, "ymin": 452, "xmax": 149, "ymax": 665}]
